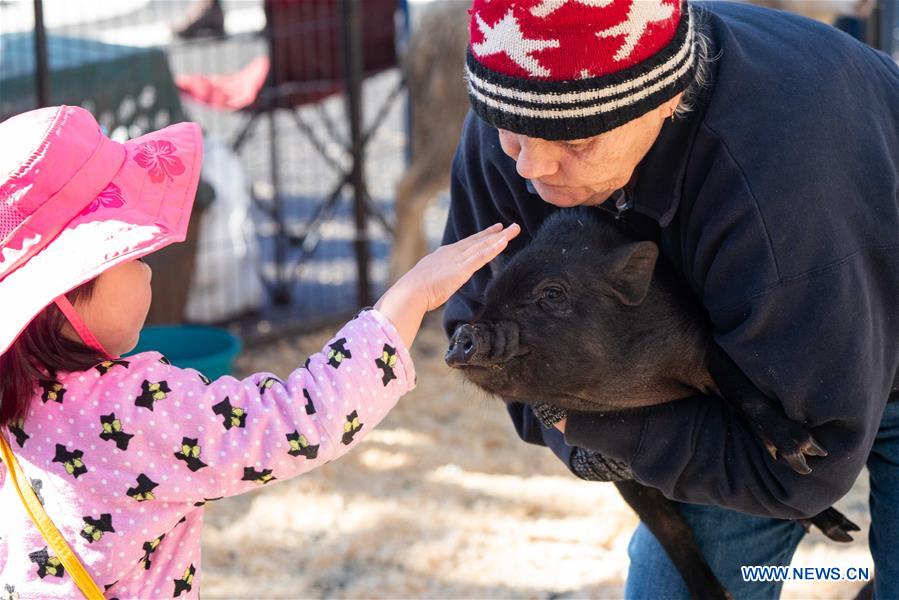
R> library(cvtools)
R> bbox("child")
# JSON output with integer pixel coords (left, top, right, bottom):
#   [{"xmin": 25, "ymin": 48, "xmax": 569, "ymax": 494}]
[{"xmin": 0, "ymin": 105, "xmax": 519, "ymax": 599}]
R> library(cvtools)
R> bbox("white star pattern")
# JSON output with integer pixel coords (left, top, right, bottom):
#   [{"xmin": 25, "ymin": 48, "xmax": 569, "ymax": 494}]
[
  {"xmin": 596, "ymin": 0, "xmax": 675, "ymax": 61},
  {"xmin": 473, "ymin": 9, "xmax": 560, "ymax": 77},
  {"xmin": 530, "ymin": 0, "xmax": 616, "ymax": 19}
]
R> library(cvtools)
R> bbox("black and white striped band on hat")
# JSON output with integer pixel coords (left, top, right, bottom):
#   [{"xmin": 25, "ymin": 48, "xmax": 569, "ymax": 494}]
[{"xmin": 465, "ymin": 6, "xmax": 697, "ymax": 141}]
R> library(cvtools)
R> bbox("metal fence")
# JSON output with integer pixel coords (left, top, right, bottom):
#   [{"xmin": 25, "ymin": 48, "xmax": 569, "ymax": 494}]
[{"xmin": 1, "ymin": 0, "xmax": 411, "ymax": 345}]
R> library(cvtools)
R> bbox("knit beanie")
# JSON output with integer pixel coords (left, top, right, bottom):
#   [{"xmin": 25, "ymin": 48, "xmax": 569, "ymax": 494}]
[{"xmin": 465, "ymin": 0, "xmax": 697, "ymax": 141}]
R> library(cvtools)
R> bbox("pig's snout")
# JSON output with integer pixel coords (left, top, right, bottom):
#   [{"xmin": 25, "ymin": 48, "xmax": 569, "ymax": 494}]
[
  {"xmin": 446, "ymin": 321, "xmax": 527, "ymax": 368},
  {"xmin": 446, "ymin": 324, "xmax": 482, "ymax": 367}
]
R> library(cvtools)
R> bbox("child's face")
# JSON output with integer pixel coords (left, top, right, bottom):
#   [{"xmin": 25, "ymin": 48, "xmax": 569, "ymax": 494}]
[{"xmin": 76, "ymin": 259, "xmax": 153, "ymax": 356}]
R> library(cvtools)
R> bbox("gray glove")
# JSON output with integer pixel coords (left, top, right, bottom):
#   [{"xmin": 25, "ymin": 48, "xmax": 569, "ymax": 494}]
[
  {"xmin": 532, "ymin": 402, "xmax": 568, "ymax": 427},
  {"xmin": 532, "ymin": 403, "xmax": 634, "ymax": 482},
  {"xmin": 570, "ymin": 447, "xmax": 634, "ymax": 481}
]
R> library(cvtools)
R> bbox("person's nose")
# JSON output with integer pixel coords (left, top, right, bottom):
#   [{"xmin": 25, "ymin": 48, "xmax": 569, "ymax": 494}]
[{"xmin": 500, "ymin": 132, "xmax": 558, "ymax": 181}]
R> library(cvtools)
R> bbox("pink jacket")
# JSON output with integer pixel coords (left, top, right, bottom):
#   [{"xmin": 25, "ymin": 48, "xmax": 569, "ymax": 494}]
[{"xmin": 0, "ymin": 309, "xmax": 415, "ymax": 599}]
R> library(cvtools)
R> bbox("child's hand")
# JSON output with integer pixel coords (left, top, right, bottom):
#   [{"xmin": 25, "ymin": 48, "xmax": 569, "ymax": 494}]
[
  {"xmin": 375, "ymin": 223, "xmax": 521, "ymax": 348},
  {"xmin": 408, "ymin": 222, "xmax": 521, "ymax": 312}
]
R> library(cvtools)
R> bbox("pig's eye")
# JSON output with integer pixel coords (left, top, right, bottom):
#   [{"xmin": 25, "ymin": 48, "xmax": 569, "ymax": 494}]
[
  {"xmin": 541, "ymin": 286, "xmax": 564, "ymax": 301},
  {"xmin": 537, "ymin": 284, "xmax": 571, "ymax": 315},
  {"xmin": 537, "ymin": 282, "xmax": 571, "ymax": 317}
]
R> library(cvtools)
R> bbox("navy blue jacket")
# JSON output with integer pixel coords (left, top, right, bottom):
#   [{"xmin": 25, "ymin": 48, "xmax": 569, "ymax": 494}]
[{"xmin": 442, "ymin": 1, "xmax": 899, "ymax": 519}]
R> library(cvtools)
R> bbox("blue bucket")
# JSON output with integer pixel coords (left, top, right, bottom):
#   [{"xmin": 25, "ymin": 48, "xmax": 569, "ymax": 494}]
[{"xmin": 128, "ymin": 325, "xmax": 243, "ymax": 380}]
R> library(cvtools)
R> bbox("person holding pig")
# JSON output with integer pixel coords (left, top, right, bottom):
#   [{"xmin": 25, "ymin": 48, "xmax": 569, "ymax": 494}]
[{"xmin": 442, "ymin": 0, "xmax": 899, "ymax": 597}]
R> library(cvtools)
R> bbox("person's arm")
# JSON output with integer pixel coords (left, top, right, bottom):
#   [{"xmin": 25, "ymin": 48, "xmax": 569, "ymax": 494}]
[
  {"xmin": 108, "ymin": 223, "xmax": 519, "ymax": 505},
  {"xmin": 561, "ymin": 216, "xmax": 898, "ymax": 519},
  {"xmin": 108, "ymin": 310, "xmax": 417, "ymax": 504}
]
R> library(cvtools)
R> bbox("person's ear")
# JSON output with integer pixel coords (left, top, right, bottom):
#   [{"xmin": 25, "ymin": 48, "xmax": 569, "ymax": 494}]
[
  {"xmin": 605, "ymin": 241, "xmax": 658, "ymax": 306},
  {"xmin": 662, "ymin": 92, "xmax": 683, "ymax": 119}
]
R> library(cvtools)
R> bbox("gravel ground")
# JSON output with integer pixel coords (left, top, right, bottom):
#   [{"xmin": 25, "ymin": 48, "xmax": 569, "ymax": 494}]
[{"xmin": 200, "ymin": 319, "xmax": 874, "ymax": 599}]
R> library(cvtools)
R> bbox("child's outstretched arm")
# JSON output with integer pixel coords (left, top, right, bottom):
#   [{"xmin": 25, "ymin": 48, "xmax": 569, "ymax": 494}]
[{"xmin": 80, "ymin": 224, "xmax": 518, "ymax": 506}]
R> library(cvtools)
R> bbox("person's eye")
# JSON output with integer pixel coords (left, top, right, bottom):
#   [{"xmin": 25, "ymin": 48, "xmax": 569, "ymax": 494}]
[{"xmin": 562, "ymin": 138, "xmax": 593, "ymax": 153}]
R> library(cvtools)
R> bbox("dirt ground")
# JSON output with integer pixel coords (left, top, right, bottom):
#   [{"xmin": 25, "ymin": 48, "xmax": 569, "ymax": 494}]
[{"xmin": 201, "ymin": 318, "xmax": 874, "ymax": 599}]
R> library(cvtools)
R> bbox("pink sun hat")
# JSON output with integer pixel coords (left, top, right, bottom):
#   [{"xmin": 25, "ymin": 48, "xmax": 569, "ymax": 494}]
[{"xmin": 0, "ymin": 105, "xmax": 203, "ymax": 356}]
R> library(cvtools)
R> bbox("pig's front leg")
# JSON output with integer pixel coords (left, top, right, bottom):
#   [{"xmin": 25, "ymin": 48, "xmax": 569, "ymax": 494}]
[{"xmin": 707, "ymin": 345, "xmax": 827, "ymax": 475}]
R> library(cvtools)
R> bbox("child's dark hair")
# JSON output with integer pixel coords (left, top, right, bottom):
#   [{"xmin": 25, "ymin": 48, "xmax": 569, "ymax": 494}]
[{"xmin": 0, "ymin": 280, "xmax": 104, "ymax": 427}]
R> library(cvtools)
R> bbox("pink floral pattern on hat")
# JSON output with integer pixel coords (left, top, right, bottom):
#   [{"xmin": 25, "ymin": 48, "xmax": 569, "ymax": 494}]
[
  {"xmin": 133, "ymin": 140, "xmax": 185, "ymax": 183},
  {"xmin": 80, "ymin": 183, "xmax": 125, "ymax": 215}
]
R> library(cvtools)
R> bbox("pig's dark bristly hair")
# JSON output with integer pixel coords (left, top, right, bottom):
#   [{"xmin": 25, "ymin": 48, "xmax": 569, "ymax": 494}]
[
  {"xmin": 0, "ymin": 280, "xmax": 103, "ymax": 427},
  {"xmin": 538, "ymin": 207, "xmax": 632, "ymax": 247},
  {"xmin": 483, "ymin": 208, "xmax": 629, "ymax": 304}
]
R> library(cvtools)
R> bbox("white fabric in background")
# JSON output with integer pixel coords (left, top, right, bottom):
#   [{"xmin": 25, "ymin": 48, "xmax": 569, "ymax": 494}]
[{"xmin": 185, "ymin": 136, "xmax": 262, "ymax": 323}]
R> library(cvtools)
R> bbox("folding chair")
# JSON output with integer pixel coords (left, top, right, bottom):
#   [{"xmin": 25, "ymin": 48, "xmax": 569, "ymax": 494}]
[{"xmin": 176, "ymin": 0, "xmax": 405, "ymax": 303}]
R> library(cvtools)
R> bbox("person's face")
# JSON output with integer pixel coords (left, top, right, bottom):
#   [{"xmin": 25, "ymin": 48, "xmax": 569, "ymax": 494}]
[
  {"xmin": 76, "ymin": 259, "xmax": 153, "ymax": 356},
  {"xmin": 497, "ymin": 95, "xmax": 681, "ymax": 207}
]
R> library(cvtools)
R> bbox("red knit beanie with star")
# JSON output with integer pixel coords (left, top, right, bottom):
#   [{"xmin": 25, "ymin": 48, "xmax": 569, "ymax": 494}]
[{"xmin": 466, "ymin": 0, "xmax": 697, "ymax": 140}]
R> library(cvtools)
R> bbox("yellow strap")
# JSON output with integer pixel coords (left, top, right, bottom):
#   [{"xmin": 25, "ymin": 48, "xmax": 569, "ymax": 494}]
[{"xmin": 0, "ymin": 432, "xmax": 104, "ymax": 600}]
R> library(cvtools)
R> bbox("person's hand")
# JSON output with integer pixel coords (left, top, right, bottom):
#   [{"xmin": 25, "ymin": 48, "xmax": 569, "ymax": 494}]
[
  {"xmin": 409, "ymin": 222, "xmax": 521, "ymax": 312},
  {"xmin": 375, "ymin": 223, "xmax": 521, "ymax": 348}
]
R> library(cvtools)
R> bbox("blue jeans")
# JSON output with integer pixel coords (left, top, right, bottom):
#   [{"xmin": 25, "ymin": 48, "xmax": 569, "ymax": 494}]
[{"xmin": 625, "ymin": 399, "xmax": 899, "ymax": 599}]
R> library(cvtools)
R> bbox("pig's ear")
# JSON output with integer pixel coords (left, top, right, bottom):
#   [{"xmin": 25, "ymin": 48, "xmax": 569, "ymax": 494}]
[{"xmin": 607, "ymin": 241, "xmax": 658, "ymax": 306}]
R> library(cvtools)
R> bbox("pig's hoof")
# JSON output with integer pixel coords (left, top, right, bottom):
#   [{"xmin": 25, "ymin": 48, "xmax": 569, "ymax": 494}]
[
  {"xmin": 781, "ymin": 438, "xmax": 826, "ymax": 475},
  {"xmin": 800, "ymin": 507, "xmax": 860, "ymax": 543},
  {"xmin": 759, "ymin": 423, "xmax": 828, "ymax": 475}
]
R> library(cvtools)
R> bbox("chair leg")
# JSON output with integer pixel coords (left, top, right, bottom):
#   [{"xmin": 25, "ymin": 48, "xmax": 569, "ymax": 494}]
[
  {"xmin": 231, "ymin": 111, "xmax": 262, "ymax": 153},
  {"xmin": 360, "ymin": 75, "xmax": 407, "ymax": 148},
  {"xmin": 287, "ymin": 170, "xmax": 352, "ymax": 256},
  {"xmin": 316, "ymin": 103, "xmax": 349, "ymax": 152},
  {"xmin": 290, "ymin": 109, "xmax": 347, "ymax": 175},
  {"xmin": 267, "ymin": 110, "xmax": 292, "ymax": 305},
  {"xmin": 363, "ymin": 188, "xmax": 394, "ymax": 236}
]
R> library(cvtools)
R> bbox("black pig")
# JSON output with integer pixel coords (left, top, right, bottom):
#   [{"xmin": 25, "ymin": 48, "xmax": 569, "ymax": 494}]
[
  {"xmin": 446, "ymin": 209, "xmax": 858, "ymax": 599},
  {"xmin": 447, "ymin": 209, "xmax": 828, "ymax": 472}
]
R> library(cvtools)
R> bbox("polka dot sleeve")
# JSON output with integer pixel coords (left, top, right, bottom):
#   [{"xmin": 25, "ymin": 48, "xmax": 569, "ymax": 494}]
[{"xmin": 90, "ymin": 309, "xmax": 415, "ymax": 505}]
